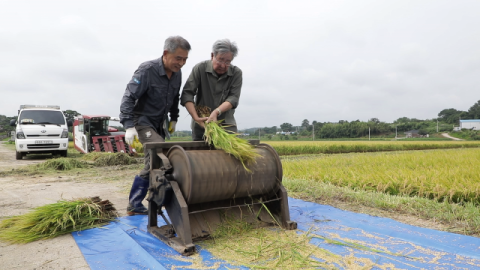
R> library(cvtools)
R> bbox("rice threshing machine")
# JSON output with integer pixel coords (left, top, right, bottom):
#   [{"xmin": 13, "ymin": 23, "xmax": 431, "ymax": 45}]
[{"xmin": 144, "ymin": 140, "xmax": 297, "ymax": 255}]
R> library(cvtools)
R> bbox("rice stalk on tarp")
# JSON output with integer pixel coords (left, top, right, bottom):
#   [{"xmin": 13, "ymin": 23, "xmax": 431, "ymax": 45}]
[
  {"xmin": 196, "ymin": 105, "xmax": 260, "ymax": 172},
  {"xmin": 200, "ymin": 213, "xmax": 410, "ymax": 269},
  {"xmin": 0, "ymin": 196, "xmax": 117, "ymax": 244}
]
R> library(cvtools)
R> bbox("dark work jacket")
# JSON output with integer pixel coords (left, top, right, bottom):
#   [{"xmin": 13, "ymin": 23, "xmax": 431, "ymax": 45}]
[{"xmin": 119, "ymin": 58, "xmax": 181, "ymax": 133}]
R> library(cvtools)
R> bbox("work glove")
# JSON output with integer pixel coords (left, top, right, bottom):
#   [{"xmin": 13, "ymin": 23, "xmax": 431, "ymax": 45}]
[
  {"xmin": 168, "ymin": 121, "xmax": 177, "ymax": 134},
  {"xmin": 125, "ymin": 127, "xmax": 138, "ymax": 145}
]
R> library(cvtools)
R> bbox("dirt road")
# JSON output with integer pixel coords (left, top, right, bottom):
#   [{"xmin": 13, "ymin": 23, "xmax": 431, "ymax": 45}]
[
  {"xmin": 441, "ymin": 133, "xmax": 463, "ymax": 140},
  {"xmin": 0, "ymin": 142, "xmax": 134, "ymax": 270}
]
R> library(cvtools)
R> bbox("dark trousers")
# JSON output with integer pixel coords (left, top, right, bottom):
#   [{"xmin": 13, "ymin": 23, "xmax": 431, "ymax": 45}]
[{"xmin": 135, "ymin": 125, "xmax": 165, "ymax": 178}]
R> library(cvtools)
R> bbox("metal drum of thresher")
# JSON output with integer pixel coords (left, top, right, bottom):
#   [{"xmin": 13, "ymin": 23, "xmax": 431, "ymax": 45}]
[{"xmin": 166, "ymin": 144, "xmax": 282, "ymax": 205}]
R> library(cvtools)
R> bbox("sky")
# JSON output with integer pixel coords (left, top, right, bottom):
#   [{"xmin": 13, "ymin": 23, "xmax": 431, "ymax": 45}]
[{"xmin": 1, "ymin": 0, "xmax": 479, "ymax": 131}]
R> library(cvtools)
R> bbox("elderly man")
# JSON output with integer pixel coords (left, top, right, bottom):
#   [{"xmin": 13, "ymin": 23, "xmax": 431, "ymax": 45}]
[
  {"xmin": 181, "ymin": 39, "xmax": 242, "ymax": 141},
  {"xmin": 120, "ymin": 36, "xmax": 191, "ymax": 215}
]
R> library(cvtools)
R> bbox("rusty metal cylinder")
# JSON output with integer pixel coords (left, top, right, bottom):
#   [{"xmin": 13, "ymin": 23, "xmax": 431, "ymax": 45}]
[{"xmin": 166, "ymin": 143, "xmax": 282, "ymax": 205}]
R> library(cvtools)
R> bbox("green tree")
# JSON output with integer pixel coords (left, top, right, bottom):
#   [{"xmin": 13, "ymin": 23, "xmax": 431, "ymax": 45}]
[
  {"xmin": 467, "ymin": 100, "xmax": 480, "ymax": 119},
  {"xmin": 63, "ymin": 110, "xmax": 81, "ymax": 122},
  {"xmin": 438, "ymin": 108, "xmax": 466, "ymax": 124},
  {"xmin": 301, "ymin": 119, "xmax": 309, "ymax": 128},
  {"xmin": 369, "ymin": 118, "xmax": 380, "ymax": 124},
  {"xmin": 280, "ymin": 123, "xmax": 293, "ymax": 132},
  {"xmin": 0, "ymin": 115, "xmax": 16, "ymax": 135},
  {"xmin": 262, "ymin": 126, "xmax": 277, "ymax": 134}
]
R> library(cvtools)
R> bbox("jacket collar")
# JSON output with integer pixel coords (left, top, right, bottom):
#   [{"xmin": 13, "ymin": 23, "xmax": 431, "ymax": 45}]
[
  {"xmin": 158, "ymin": 57, "xmax": 179, "ymax": 79},
  {"xmin": 206, "ymin": 60, "xmax": 233, "ymax": 78}
]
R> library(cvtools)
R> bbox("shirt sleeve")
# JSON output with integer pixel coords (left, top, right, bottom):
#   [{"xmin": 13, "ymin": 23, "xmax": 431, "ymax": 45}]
[
  {"xmin": 119, "ymin": 68, "xmax": 149, "ymax": 129},
  {"xmin": 169, "ymin": 73, "xmax": 181, "ymax": 122},
  {"xmin": 180, "ymin": 64, "xmax": 201, "ymax": 106},
  {"xmin": 224, "ymin": 68, "xmax": 243, "ymax": 109}
]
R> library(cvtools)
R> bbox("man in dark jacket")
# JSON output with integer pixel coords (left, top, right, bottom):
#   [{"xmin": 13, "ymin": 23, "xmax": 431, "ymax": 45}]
[{"xmin": 120, "ymin": 36, "xmax": 191, "ymax": 215}]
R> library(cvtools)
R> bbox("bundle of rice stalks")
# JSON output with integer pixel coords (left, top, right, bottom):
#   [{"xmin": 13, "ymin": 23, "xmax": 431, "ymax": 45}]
[
  {"xmin": 35, "ymin": 158, "xmax": 87, "ymax": 171},
  {"xmin": 131, "ymin": 136, "xmax": 144, "ymax": 153},
  {"xmin": 0, "ymin": 196, "xmax": 117, "ymax": 244},
  {"xmin": 196, "ymin": 105, "xmax": 260, "ymax": 171}
]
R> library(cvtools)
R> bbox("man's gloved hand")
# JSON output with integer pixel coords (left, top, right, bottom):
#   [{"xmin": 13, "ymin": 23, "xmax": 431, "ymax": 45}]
[
  {"xmin": 125, "ymin": 127, "xmax": 138, "ymax": 145},
  {"xmin": 168, "ymin": 121, "xmax": 177, "ymax": 134}
]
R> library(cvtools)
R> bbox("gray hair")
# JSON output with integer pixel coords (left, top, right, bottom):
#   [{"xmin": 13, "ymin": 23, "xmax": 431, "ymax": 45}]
[
  {"xmin": 164, "ymin": 36, "xmax": 191, "ymax": 52},
  {"xmin": 212, "ymin": 39, "xmax": 238, "ymax": 58}
]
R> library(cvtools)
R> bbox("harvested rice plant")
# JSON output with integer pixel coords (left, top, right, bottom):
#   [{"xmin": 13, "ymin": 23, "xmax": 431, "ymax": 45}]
[
  {"xmin": 197, "ymin": 216, "xmax": 404, "ymax": 269},
  {"xmin": 0, "ymin": 197, "xmax": 117, "ymax": 244},
  {"xmin": 196, "ymin": 105, "xmax": 260, "ymax": 171}
]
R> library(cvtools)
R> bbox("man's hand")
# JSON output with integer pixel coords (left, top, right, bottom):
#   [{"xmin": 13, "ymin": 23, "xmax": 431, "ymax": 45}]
[
  {"xmin": 168, "ymin": 121, "xmax": 177, "ymax": 134},
  {"xmin": 194, "ymin": 116, "xmax": 208, "ymax": 129},
  {"xmin": 206, "ymin": 108, "xmax": 221, "ymax": 124},
  {"xmin": 125, "ymin": 127, "xmax": 138, "ymax": 145}
]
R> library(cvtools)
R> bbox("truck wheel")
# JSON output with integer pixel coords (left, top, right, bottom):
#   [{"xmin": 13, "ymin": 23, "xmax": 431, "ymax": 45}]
[
  {"xmin": 16, "ymin": 151, "xmax": 23, "ymax": 160},
  {"xmin": 61, "ymin": 150, "xmax": 68, "ymax": 157}
]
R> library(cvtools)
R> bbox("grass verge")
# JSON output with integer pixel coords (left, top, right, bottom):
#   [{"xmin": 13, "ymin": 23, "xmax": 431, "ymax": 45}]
[{"xmin": 283, "ymin": 177, "xmax": 480, "ymax": 236}]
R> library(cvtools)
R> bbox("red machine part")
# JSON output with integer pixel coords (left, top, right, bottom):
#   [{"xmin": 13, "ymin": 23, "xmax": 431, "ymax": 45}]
[{"xmin": 91, "ymin": 135, "xmax": 133, "ymax": 154}]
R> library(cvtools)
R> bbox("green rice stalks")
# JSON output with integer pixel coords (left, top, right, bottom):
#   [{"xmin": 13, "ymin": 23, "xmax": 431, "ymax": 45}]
[
  {"xmin": 93, "ymin": 153, "xmax": 138, "ymax": 166},
  {"xmin": 35, "ymin": 158, "xmax": 87, "ymax": 171},
  {"xmin": 82, "ymin": 152, "xmax": 138, "ymax": 166},
  {"xmin": 196, "ymin": 105, "xmax": 260, "ymax": 172},
  {"xmin": 0, "ymin": 196, "xmax": 117, "ymax": 244}
]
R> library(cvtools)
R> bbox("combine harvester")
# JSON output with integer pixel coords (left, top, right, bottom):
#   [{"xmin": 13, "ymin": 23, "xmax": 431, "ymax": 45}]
[{"xmin": 73, "ymin": 115, "xmax": 135, "ymax": 155}]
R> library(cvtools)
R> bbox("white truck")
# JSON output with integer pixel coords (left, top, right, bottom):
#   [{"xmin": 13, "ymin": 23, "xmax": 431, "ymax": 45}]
[{"xmin": 10, "ymin": 105, "xmax": 72, "ymax": 160}]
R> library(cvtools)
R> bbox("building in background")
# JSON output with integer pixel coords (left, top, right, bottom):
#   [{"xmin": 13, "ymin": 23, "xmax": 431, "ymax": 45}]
[{"xmin": 454, "ymin": 119, "xmax": 480, "ymax": 131}]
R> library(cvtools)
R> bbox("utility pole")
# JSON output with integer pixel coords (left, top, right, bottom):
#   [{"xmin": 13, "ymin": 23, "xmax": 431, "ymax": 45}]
[
  {"xmin": 395, "ymin": 125, "xmax": 397, "ymax": 139},
  {"xmin": 312, "ymin": 124, "xmax": 314, "ymax": 141},
  {"xmin": 259, "ymin": 128, "xmax": 261, "ymax": 140},
  {"xmin": 437, "ymin": 120, "xmax": 439, "ymax": 133},
  {"xmin": 369, "ymin": 127, "xmax": 370, "ymax": 141}
]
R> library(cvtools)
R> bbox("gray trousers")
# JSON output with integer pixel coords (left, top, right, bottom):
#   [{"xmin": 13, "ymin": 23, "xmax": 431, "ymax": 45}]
[{"xmin": 135, "ymin": 126, "xmax": 165, "ymax": 178}]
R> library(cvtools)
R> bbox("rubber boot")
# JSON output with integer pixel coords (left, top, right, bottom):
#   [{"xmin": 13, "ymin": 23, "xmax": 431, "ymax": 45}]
[{"xmin": 126, "ymin": 175, "xmax": 149, "ymax": 215}]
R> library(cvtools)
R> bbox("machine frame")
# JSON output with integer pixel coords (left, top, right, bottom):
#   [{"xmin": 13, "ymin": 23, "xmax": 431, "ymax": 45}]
[{"xmin": 144, "ymin": 141, "xmax": 297, "ymax": 255}]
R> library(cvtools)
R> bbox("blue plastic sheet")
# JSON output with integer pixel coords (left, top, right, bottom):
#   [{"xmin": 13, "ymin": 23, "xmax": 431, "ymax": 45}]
[{"xmin": 73, "ymin": 198, "xmax": 480, "ymax": 269}]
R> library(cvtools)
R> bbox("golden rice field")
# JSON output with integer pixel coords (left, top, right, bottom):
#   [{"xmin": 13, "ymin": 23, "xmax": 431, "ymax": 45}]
[
  {"xmin": 267, "ymin": 140, "xmax": 480, "ymax": 155},
  {"xmin": 280, "ymin": 147, "xmax": 480, "ymax": 204}
]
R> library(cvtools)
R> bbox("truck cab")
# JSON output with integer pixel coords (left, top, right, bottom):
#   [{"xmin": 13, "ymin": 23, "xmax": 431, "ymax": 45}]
[
  {"xmin": 73, "ymin": 115, "xmax": 134, "ymax": 154},
  {"xmin": 10, "ymin": 105, "xmax": 72, "ymax": 160}
]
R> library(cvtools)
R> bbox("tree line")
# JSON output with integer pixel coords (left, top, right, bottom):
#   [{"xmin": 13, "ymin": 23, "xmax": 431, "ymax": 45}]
[
  {"xmin": 1, "ymin": 100, "xmax": 480, "ymax": 139},
  {"xmin": 242, "ymin": 100, "xmax": 480, "ymax": 139}
]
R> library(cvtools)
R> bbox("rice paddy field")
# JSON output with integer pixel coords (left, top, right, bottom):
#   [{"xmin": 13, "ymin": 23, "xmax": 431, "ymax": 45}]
[
  {"xmin": 267, "ymin": 140, "xmax": 480, "ymax": 210},
  {"xmin": 267, "ymin": 140, "xmax": 480, "ymax": 155},
  {"xmin": 268, "ymin": 141, "xmax": 480, "ymax": 203}
]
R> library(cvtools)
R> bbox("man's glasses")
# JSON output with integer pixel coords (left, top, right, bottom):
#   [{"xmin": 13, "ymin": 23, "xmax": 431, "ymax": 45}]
[{"xmin": 214, "ymin": 56, "xmax": 232, "ymax": 67}]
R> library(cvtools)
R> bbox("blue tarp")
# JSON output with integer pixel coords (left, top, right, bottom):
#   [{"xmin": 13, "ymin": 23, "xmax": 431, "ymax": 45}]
[{"xmin": 73, "ymin": 198, "xmax": 480, "ymax": 269}]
